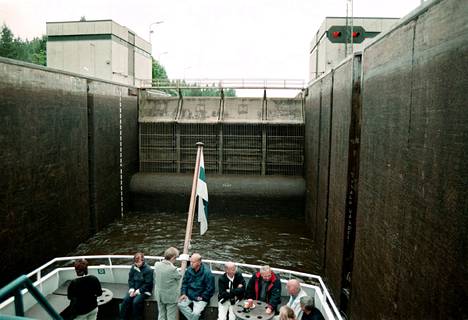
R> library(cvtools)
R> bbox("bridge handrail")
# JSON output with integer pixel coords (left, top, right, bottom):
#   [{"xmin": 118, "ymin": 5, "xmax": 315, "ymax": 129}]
[
  {"xmin": 6, "ymin": 255, "xmax": 341, "ymax": 320},
  {"xmin": 0, "ymin": 275, "xmax": 63, "ymax": 319},
  {"xmin": 145, "ymin": 78, "xmax": 305, "ymax": 90}
]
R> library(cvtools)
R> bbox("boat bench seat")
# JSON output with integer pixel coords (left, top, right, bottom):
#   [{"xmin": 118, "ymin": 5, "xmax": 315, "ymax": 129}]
[
  {"xmin": 27, "ymin": 281, "xmax": 245, "ymax": 320},
  {"xmin": 54, "ymin": 280, "xmax": 157, "ymax": 301}
]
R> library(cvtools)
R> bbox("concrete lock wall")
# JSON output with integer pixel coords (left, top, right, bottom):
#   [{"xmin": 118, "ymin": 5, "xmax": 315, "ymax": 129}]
[
  {"xmin": 304, "ymin": 54, "xmax": 361, "ymax": 307},
  {"xmin": 304, "ymin": 78, "xmax": 321, "ymax": 244},
  {"xmin": 305, "ymin": 0, "xmax": 467, "ymax": 318},
  {"xmin": 325, "ymin": 56, "xmax": 355, "ymax": 307},
  {"xmin": 350, "ymin": 0, "xmax": 468, "ymax": 318},
  {"xmin": 0, "ymin": 58, "xmax": 138, "ymax": 286},
  {"xmin": 0, "ymin": 59, "xmax": 88, "ymax": 286},
  {"xmin": 88, "ymin": 81, "xmax": 138, "ymax": 230}
]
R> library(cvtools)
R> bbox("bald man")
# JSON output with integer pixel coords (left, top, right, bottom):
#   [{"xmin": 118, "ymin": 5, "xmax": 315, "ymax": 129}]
[
  {"xmin": 178, "ymin": 253, "xmax": 215, "ymax": 320},
  {"xmin": 286, "ymin": 279, "xmax": 308, "ymax": 320},
  {"xmin": 217, "ymin": 262, "xmax": 246, "ymax": 320}
]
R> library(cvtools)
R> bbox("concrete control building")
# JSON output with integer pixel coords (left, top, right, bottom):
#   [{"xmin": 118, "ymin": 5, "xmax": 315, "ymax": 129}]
[
  {"xmin": 46, "ymin": 20, "xmax": 152, "ymax": 87},
  {"xmin": 309, "ymin": 17, "xmax": 399, "ymax": 81}
]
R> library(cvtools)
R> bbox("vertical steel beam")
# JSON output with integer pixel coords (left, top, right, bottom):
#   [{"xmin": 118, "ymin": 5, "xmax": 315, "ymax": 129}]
[{"xmin": 219, "ymin": 125, "xmax": 223, "ymax": 174}]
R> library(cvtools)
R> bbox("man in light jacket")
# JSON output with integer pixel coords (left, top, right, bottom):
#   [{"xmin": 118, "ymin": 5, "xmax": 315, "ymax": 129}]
[
  {"xmin": 286, "ymin": 279, "xmax": 308, "ymax": 320},
  {"xmin": 154, "ymin": 247, "xmax": 182, "ymax": 320}
]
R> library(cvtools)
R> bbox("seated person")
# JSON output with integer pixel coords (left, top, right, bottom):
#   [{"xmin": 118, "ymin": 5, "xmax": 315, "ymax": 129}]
[
  {"xmin": 279, "ymin": 305, "xmax": 296, "ymax": 320},
  {"xmin": 246, "ymin": 265, "xmax": 281, "ymax": 315},
  {"xmin": 67, "ymin": 259, "xmax": 102, "ymax": 320},
  {"xmin": 218, "ymin": 262, "xmax": 245, "ymax": 320},
  {"xmin": 120, "ymin": 252, "xmax": 154, "ymax": 320},
  {"xmin": 178, "ymin": 253, "xmax": 215, "ymax": 320},
  {"xmin": 299, "ymin": 296, "xmax": 324, "ymax": 320},
  {"xmin": 286, "ymin": 279, "xmax": 308, "ymax": 319}
]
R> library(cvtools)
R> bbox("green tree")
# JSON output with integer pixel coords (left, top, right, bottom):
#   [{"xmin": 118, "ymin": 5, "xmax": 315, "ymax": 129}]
[
  {"xmin": 31, "ymin": 36, "xmax": 47, "ymax": 66},
  {"xmin": 152, "ymin": 58, "xmax": 178, "ymax": 96},
  {"xmin": 0, "ymin": 24, "xmax": 15, "ymax": 59},
  {"xmin": 0, "ymin": 24, "xmax": 46, "ymax": 66},
  {"xmin": 152, "ymin": 58, "xmax": 168, "ymax": 81},
  {"xmin": 180, "ymin": 83, "xmax": 236, "ymax": 97},
  {"xmin": 151, "ymin": 59, "xmax": 235, "ymax": 97}
]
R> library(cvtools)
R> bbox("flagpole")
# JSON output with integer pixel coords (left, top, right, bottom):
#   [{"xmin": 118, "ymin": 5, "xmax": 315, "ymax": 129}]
[{"xmin": 180, "ymin": 142, "xmax": 204, "ymax": 274}]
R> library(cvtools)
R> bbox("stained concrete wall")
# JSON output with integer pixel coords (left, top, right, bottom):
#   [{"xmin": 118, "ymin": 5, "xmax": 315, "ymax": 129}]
[
  {"xmin": 121, "ymin": 89, "xmax": 139, "ymax": 216},
  {"xmin": 304, "ymin": 72, "xmax": 334, "ymax": 271},
  {"xmin": 179, "ymin": 97, "xmax": 221, "ymax": 122},
  {"xmin": 139, "ymin": 93, "xmax": 179, "ymax": 122},
  {"xmin": 88, "ymin": 82, "xmax": 138, "ymax": 230},
  {"xmin": 223, "ymin": 98, "xmax": 263, "ymax": 122},
  {"xmin": 351, "ymin": 0, "xmax": 468, "ymax": 318},
  {"xmin": 305, "ymin": 55, "xmax": 361, "ymax": 308},
  {"xmin": 324, "ymin": 57, "xmax": 354, "ymax": 306},
  {"xmin": 304, "ymin": 0, "xmax": 467, "ymax": 318},
  {"xmin": 304, "ymin": 79, "xmax": 322, "ymax": 254},
  {"xmin": 0, "ymin": 58, "xmax": 138, "ymax": 286}
]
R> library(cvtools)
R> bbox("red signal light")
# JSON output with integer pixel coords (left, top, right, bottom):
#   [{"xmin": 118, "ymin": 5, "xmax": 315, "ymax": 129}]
[
  {"xmin": 352, "ymin": 31, "xmax": 360, "ymax": 37},
  {"xmin": 332, "ymin": 31, "xmax": 341, "ymax": 38}
]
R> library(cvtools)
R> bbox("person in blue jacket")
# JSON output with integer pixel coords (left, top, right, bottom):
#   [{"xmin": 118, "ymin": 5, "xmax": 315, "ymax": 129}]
[
  {"xmin": 178, "ymin": 253, "xmax": 215, "ymax": 320},
  {"xmin": 120, "ymin": 252, "xmax": 154, "ymax": 320}
]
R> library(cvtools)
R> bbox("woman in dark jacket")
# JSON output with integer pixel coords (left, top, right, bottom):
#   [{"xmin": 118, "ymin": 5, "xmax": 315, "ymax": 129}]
[{"xmin": 67, "ymin": 259, "xmax": 102, "ymax": 320}]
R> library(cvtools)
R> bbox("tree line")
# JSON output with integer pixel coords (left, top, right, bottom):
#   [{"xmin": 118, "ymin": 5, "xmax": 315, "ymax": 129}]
[
  {"xmin": 0, "ymin": 24, "xmax": 46, "ymax": 66},
  {"xmin": 152, "ymin": 58, "xmax": 236, "ymax": 97},
  {"xmin": 0, "ymin": 23, "xmax": 235, "ymax": 97}
]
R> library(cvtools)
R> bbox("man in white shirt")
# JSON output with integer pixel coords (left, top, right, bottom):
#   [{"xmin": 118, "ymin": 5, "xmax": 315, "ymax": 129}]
[
  {"xmin": 286, "ymin": 279, "xmax": 308, "ymax": 320},
  {"xmin": 217, "ymin": 262, "xmax": 245, "ymax": 320}
]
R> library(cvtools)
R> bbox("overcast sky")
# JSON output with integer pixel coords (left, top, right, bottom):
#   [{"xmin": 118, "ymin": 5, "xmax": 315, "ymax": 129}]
[{"xmin": 0, "ymin": 0, "xmax": 421, "ymax": 82}]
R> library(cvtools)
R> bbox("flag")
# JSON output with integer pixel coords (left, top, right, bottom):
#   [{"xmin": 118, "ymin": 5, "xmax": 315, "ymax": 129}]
[{"xmin": 197, "ymin": 150, "xmax": 208, "ymax": 235}]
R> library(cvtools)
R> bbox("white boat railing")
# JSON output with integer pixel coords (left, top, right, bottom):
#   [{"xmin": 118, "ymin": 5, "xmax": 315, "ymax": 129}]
[{"xmin": 2, "ymin": 255, "xmax": 342, "ymax": 320}]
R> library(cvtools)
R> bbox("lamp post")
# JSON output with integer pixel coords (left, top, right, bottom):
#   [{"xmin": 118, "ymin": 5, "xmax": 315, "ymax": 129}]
[
  {"xmin": 183, "ymin": 66, "xmax": 192, "ymax": 80},
  {"xmin": 148, "ymin": 20, "xmax": 164, "ymax": 44}
]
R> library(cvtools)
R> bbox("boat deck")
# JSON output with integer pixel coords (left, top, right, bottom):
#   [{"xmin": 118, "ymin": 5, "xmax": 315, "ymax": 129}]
[
  {"xmin": 1, "ymin": 256, "xmax": 341, "ymax": 320},
  {"xmin": 26, "ymin": 280, "xmax": 290, "ymax": 320}
]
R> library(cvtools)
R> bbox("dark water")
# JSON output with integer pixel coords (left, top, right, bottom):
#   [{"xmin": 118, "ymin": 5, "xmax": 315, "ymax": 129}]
[{"xmin": 70, "ymin": 212, "xmax": 321, "ymax": 274}]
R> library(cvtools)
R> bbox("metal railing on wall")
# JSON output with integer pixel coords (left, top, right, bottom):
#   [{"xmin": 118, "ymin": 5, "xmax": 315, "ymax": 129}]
[{"xmin": 144, "ymin": 78, "xmax": 306, "ymax": 90}]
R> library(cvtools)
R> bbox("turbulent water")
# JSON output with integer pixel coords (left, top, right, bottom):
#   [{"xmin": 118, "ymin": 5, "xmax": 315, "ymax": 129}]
[{"xmin": 70, "ymin": 211, "xmax": 321, "ymax": 274}]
